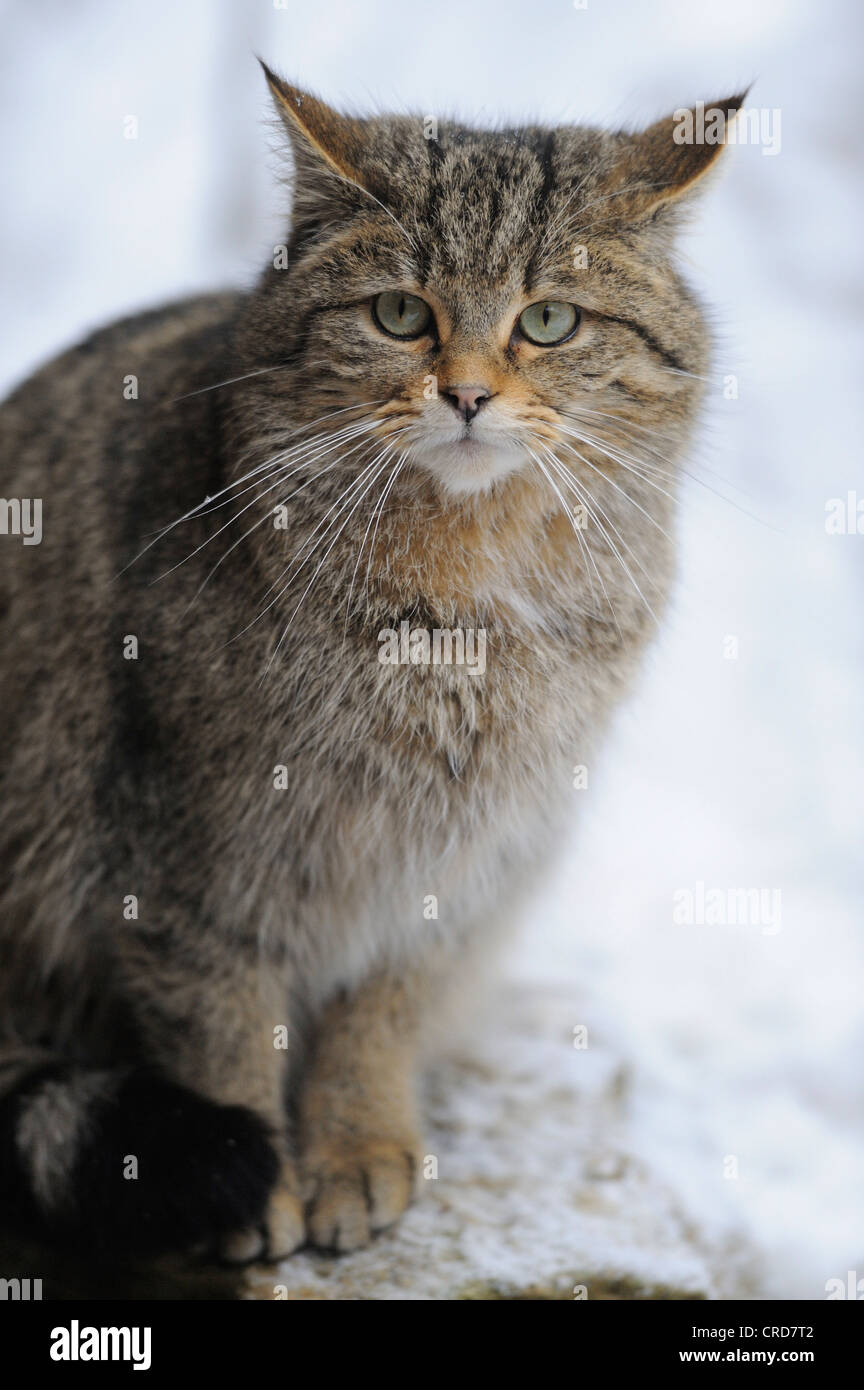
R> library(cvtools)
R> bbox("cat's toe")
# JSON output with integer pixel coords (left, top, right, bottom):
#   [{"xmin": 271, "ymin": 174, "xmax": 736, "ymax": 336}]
[
  {"xmin": 218, "ymin": 1224, "xmax": 267, "ymax": 1265},
  {"xmin": 303, "ymin": 1142, "xmax": 418, "ymax": 1252},
  {"xmin": 264, "ymin": 1183, "xmax": 306, "ymax": 1259},
  {"xmin": 216, "ymin": 1180, "xmax": 305, "ymax": 1265}
]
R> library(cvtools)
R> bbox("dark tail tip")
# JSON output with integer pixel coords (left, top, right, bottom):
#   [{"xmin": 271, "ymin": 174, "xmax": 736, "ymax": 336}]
[{"xmin": 0, "ymin": 1066, "xmax": 279, "ymax": 1257}]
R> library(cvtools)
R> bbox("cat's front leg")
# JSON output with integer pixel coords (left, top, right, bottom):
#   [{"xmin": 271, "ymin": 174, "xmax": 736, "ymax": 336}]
[
  {"xmin": 299, "ymin": 969, "xmax": 424, "ymax": 1251},
  {"xmin": 119, "ymin": 931, "xmax": 304, "ymax": 1263}
]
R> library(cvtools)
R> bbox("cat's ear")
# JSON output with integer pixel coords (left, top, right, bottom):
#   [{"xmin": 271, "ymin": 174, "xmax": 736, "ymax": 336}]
[
  {"xmin": 610, "ymin": 93, "xmax": 749, "ymax": 223},
  {"xmin": 259, "ymin": 61, "xmax": 366, "ymax": 193}
]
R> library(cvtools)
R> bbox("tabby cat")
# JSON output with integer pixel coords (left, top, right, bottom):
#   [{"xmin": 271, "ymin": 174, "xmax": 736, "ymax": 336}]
[{"xmin": 0, "ymin": 65, "xmax": 741, "ymax": 1261}]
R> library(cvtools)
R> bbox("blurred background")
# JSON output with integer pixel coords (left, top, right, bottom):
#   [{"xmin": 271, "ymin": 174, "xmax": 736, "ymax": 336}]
[{"xmin": 1, "ymin": 0, "xmax": 861, "ymax": 1298}]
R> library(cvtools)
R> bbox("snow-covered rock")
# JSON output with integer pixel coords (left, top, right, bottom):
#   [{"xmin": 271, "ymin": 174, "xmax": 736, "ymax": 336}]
[{"xmin": 246, "ymin": 985, "xmax": 757, "ymax": 1301}]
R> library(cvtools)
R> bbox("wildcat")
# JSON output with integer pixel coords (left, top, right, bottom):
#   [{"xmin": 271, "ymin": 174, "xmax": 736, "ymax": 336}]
[{"xmin": 0, "ymin": 65, "xmax": 741, "ymax": 1262}]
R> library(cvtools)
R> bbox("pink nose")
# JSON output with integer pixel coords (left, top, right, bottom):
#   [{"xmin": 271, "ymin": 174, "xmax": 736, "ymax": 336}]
[{"xmin": 442, "ymin": 383, "xmax": 491, "ymax": 423}]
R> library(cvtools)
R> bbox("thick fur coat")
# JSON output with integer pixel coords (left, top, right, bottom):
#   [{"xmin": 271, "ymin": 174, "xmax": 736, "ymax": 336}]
[{"xmin": 0, "ymin": 69, "xmax": 740, "ymax": 1259}]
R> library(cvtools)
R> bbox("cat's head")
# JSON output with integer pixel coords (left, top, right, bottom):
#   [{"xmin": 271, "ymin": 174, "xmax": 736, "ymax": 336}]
[{"xmin": 246, "ymin": 67, "xmax": 743, "ymax": 500}]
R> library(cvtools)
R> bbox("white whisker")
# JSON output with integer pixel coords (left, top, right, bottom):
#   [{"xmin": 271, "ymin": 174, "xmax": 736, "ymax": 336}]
[
  {"xmin": 182, "ymin": 428, "xmax": 390, "ymax": 610},
  {"xmin": 151, "ymin": 421, "xmax": 383, "ymax": 586},
  {"xmin": 524, "ymin": 441, "xmax": 619, "ymax": 632},
  {"xmin": 116, "ymin": 400, "xmax": 385, "ymax": 574},
  {"xmin": 537, "ymin": 444, "xmax": 659, "ymax": 624},
  {"xmin": 261, "ymin": 449, "xmax": 401, "ymax": 677}
]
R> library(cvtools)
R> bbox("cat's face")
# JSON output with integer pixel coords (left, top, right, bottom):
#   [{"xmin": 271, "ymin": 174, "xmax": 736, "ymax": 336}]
[{"xmin": 248, "ymin": 72, "xmax": 742, "ymax": 501}]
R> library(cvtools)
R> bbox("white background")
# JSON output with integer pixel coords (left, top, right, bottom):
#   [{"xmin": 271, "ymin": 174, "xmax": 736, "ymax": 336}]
[{"xmin": 1, "ymin": 0, "xmax": 861, "ymax": 1296}]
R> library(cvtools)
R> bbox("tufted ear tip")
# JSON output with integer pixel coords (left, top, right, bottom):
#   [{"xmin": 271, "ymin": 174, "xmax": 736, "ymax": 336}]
[
  {"xmin": 257, "ymin": 60, "xmax": 305, "ymax": 114},
  {"xmin": 257, "ymin": 60, "xmax": 364, "ymax": 185},
  {"xmin": 602, "ymin": 90, "xmax": 753, "ymax": 226},
  {"xmin": 256, "ymin": 54, "xmax": 276, "ymax": 84}
]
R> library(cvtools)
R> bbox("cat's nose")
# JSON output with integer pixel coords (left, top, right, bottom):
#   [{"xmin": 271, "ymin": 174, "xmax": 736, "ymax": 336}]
[{"xmin": 442, "ymin": 383, "xmax": 492, "ymax": 423}]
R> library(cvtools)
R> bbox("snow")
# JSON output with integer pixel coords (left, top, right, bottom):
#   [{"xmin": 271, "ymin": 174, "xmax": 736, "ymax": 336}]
[
  {"xmin": 1, "ymin": 0, "xmax": 861, "ymax": 1299},
  {"xmin": 248, "ymin": 988, "xmax": 735, "ymax": 1301}
]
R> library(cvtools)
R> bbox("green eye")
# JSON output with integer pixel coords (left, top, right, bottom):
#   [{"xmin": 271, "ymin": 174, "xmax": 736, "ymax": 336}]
[
  {"xmin": 372, "ymin": 291, "xmax": 433, "ymax": 340},
  {"xmin": 517, "ymin": 300, "xmax": 580, "ymax": 346}
]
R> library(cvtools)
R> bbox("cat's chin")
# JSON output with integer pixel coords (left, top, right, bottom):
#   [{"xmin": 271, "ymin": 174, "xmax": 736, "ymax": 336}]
[{"xmin": 411, "ymin": 437, "xmax": 527, "ymax": 498}]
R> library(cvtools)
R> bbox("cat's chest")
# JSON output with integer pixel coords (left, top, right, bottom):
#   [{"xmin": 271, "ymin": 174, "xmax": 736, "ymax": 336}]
[{"xmin": 367, "ymin": 604, "xmax": 582, "ymax": 784}]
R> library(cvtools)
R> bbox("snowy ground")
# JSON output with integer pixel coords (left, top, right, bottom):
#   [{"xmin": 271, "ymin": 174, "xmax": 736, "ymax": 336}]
[
  {"xmin": 1, "ymin": 0, "xmax": 861, "ymax": 1299},
  {"xmin": 248, "ymin": 987, "xmax": 749, "ymax": 1301}
]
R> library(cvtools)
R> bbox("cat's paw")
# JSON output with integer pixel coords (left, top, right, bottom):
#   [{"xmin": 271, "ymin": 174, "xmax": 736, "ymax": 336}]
[
  {"xmin": 303, "ymin": 1141, "xmax": 419, "ymax": 1252},
  {"xmin": 217, "ymin": 1176, "xmax": 305, "ymax": 1265}
]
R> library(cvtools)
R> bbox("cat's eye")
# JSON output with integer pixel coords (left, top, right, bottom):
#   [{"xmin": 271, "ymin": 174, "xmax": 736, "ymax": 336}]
[
  {"xmin": 517, "ymin": 300, "xmax": 580, "ymax": 346},
  {"xmin": 372, "ymin": 291, "xmax": 433, "ymax": 340}
]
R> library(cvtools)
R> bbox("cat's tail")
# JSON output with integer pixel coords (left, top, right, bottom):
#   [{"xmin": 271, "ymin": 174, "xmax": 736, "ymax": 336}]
[{"xmin": 0, "ymin": 1046, "xmax": 279, "ymax": 1256}]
